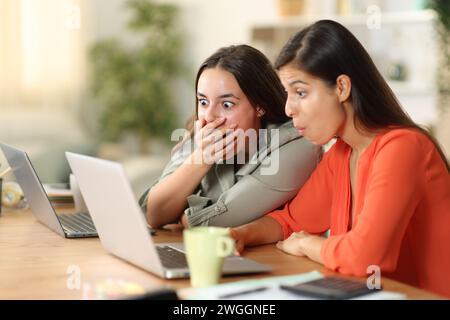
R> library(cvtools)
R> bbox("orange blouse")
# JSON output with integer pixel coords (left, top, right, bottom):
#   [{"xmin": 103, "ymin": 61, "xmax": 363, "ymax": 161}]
[{"xmin": 268, "ymin": 128, "xmax": 450, "ymax": 297}]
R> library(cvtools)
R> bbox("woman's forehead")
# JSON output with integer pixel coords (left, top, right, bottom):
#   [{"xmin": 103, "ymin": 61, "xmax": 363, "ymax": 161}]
[
  {"xmin": 278, "ymin": 66, "xmax": 314, "ymax": 84},
  {"xmin": 197, "ymin": 67, "xmax": 242, "ymax": 94}
]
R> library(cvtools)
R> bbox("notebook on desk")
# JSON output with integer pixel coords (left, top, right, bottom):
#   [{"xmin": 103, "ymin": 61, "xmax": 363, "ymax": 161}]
[
  {"xmin": 66, "ymin": 152, "xmax": 272, "ymax": 279},
  {"xmin": 0, "ymin": 143, "xmax": 97, "ymax": 238}
]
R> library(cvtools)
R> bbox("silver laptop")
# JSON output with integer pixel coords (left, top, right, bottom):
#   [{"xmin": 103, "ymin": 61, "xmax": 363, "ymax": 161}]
[
  {"xmin": 66, "ymin": 152, "xmax": 272, "ymax": 279},
  {"xmin": 0, "ymin": 143, "xmax": 97, "ymax": 238}
]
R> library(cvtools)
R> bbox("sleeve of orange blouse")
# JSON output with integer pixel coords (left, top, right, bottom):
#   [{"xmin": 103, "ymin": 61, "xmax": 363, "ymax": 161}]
[
  {"xmin": 267, "ymin": 144, "xmax": 334, "ymax": 239},
  {"xmin": 320, "ymin": 132, "xmax": 426, "ymax": 276}
]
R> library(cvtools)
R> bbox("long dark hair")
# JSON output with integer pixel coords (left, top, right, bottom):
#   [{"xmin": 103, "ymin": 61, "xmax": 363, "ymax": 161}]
[
  {"xmin": 275, "ymin": 20, "xmax": 449, "ymax": 171},
  {"xmin": 186, "ymin": 44, "xmax": 289, "ymax": 134}
]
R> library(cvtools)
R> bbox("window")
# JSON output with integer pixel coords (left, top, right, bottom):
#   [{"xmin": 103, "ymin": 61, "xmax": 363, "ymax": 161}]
[{"xmin": 0, "ymin": 0, "xmax": 86, "ymax": 108}]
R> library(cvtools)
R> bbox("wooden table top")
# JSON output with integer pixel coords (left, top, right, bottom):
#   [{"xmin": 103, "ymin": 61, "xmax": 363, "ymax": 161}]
[{"xmin": 0, "ymin": 209, "xmax": 443, "ymax": 300}]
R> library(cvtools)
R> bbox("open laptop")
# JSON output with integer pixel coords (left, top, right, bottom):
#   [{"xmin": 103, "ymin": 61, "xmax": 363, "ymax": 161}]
[
  {"xmin": 0, "ymin": 143, "xmax": 97, "ymax": 238},
  {"xmin": 66, "ymin": 152, "xmax": 272, "ymax": 279}
]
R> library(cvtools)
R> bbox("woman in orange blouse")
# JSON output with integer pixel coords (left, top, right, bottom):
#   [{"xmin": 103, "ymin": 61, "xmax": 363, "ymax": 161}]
[{"xmin": 230, "ymin": 20, "xmax": 450, "ymax": 297}]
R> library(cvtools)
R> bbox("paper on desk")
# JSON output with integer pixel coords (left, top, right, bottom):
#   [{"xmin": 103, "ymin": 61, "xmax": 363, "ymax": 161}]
[
  {"xmin": 179, "ymin": 271, "xmax": 323, "ymax": 300},
  {"xmin": 179, "ymin": 271, "xmax": 406, "ymax": 300}
]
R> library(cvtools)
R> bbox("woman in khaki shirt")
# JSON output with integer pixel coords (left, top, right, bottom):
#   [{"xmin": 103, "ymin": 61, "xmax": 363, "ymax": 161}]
[{"xmin": 139, "ymin": 45, "xmax": 321, "ymax": 228}]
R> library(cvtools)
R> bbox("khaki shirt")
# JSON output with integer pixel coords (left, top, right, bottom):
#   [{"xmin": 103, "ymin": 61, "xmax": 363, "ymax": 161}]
[{"xmin": 139, "ymin": 120, "xmax": 322, "ymax": 227}]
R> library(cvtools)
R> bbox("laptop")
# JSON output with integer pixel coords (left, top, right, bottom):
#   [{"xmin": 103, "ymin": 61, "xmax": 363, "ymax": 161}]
[
  {"xmin": 0, "ymin": 143, "xmax": 97, "ymax": 238},
  {"xmin": 66, "ymin": 152, "xmax": 272, "ymax": 279}
]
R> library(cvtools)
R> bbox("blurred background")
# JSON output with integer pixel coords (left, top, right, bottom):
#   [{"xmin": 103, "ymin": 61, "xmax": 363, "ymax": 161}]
[{"xmin": 0, "ymin": 0, "xmax": 449, "ymax": 196}]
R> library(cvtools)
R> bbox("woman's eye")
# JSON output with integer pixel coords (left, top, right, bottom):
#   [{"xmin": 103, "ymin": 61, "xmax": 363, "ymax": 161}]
[
  {"xmin": 198, "ymin": 99, "xmax": 209, "ymax": 106},
  {"xmin": 222, "ymin": 101, "xmax": 235, "ymax": 109},
  {"xmin": 297, "ymin": 91, "xmax": 307, "ymax": 98}
]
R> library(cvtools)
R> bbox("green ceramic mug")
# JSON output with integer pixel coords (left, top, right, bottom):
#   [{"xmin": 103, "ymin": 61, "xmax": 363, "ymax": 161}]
[{"xmin": 183, "ymin": 227, "xmax": 235, "ymax": 288}]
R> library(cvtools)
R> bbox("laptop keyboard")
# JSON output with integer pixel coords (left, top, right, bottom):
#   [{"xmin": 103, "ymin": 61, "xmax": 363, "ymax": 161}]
[
  {"xmin": 156, "ymin": 246, "xmax": 188, "ymax": 269},
  {"xmin": 59, "ymin": 212, "xmax": 97, "ymax": 234}
]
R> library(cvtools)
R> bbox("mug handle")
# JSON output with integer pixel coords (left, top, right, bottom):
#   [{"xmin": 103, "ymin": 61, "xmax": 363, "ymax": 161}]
[{"xmin": 216, "ymin": 237, "xmax": 235, "ymax": 258}]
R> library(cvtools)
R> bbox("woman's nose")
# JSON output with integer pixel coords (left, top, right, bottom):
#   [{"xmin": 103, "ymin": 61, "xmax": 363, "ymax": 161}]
[
  {"xmin": 204, "ymin": 105, "xmax": 221, "ymax": 123},
  {"xmin": 285, "ymin": 100, "xmax": 295, "ymax": 118}
]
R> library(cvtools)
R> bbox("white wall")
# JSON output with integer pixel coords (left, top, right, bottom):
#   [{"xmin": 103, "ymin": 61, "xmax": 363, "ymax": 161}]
[{"xmin": 164, "ymin": 0, "xmax": 278, "ymax": 64}]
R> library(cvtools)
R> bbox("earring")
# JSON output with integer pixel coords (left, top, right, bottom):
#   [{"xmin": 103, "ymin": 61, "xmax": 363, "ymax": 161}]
[{"xmin": 257, "ymin": 108, "xmax": 265, "ymax": 117}]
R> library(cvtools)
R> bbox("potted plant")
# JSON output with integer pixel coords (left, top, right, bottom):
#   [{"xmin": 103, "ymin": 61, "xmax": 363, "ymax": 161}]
[
  {"xmin": 88, "ymin": 0, "xmax": 183, "ymax": 154},
  {"xmin": 427, "ymin": 0, "xmax": 450, "ymax": 157},
  {"xmin": 428, "ymin": 0, "xmax": 450, "ymax": 115}
]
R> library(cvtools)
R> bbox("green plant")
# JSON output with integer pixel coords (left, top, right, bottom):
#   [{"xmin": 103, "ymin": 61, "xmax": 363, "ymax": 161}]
[
  {"xmin": 427, "ymin": 0, "xmax": 450, "ymax": 114},
  {"xmin": 89, "ymin": 0, "xmax": 183, "ymax": 152}
]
